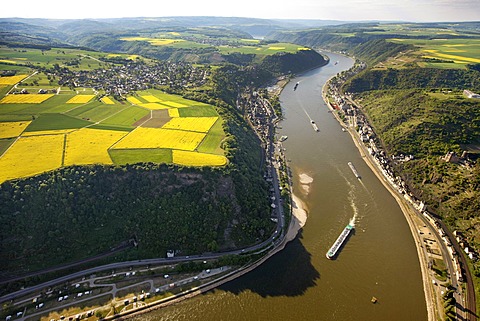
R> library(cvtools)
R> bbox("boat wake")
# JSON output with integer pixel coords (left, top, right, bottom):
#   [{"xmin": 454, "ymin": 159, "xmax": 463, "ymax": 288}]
[{"xmin": 348, "ymin": 182, "xmax": 359, "ymax": 227}]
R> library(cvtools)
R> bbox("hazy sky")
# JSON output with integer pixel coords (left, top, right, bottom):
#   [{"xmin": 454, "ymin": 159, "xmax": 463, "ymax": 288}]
[{"xmin": 2, "ymin": 0, "xmax": 479, "ymax": 22}]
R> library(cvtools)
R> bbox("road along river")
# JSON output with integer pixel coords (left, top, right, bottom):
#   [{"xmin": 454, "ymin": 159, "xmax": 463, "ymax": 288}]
[{"xmin": 128, "ymin": 52, "xmax": 428, "ymax": 321}]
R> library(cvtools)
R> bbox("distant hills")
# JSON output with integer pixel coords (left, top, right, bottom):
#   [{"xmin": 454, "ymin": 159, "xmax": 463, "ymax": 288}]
[{"xmin": 0, "ymin": 16, "xmax": 352, "ymax": 45}]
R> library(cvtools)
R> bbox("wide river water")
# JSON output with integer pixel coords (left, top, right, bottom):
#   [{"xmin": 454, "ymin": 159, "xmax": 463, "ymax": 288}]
[{"xmin": 131, "ymin": 52, "xmax": 428, "ymax": 321}]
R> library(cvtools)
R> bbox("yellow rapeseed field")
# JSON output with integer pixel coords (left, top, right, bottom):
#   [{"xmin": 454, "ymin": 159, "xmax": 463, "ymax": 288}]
[
  {"xmin": 162, "ymin": 117, "xmax": 218, "ymax": 133},
  {"xmin": 0, "ymin": 134, "xmax": 64, "ymax": 183},
  {"xmin": 0, "ymin": 60, "xmax": 19, "ymax": 65},
  {"xmin": 139, "ymin": 102, "xmax": 170, "ymax": 110},
  {"xmin": 168, "ymin": 108, "xmax": 180, "ymax": 117},
  {"xmin": 120, "ymin": 37, "xmax": 183, "ymax": 46},
  {"xmin": 0, "ymin": 94, "xmax": 54, "ymax": 104},
  {"xmin": 162, "ymin": 101, "xmax": 189, "ymax": 108},
  {"xmin": 127, "ymin": 97, "xmax": 143, "ymax": 105},
  {"xmin": 141, "ymin": 95, "xmax": 161, "ymax": 103},
  {"xmin": 66, "ymin": 95, "xmax": 96, "ymax": 104},
  {"xmin": 0, "ymin": 75, "xmax": 28, "ymax": 85},
  {"xmin": 113, "ymin": 127, "xmax": 205, "ymax": 151},
  {"xmin": 172, "ymin": 150, "xmax": 227, "ymax": 167},
  {"xmin": 101, "ymin": 96, "xmax": 115, "ymax": 104},
  {"xmin": 423, "ymin": 51, "xmax": 480, "ymax": 64},
  {"xmin": 0, "ymin": 121, "xmax": 31, "ymax": 139},
  {"xmin": 64, "ymin": 128, "xmax": 127, "ymax": 166}
]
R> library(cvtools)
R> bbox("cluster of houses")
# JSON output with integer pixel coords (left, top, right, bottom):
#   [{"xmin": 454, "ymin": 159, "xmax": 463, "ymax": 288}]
[
  {"xmin": 240, "ymin": 88, "xmax": 283, "ymax": 218},
  {"xmin": 50, "ymin": 59, "xmax": 210, "ymax": 98}
]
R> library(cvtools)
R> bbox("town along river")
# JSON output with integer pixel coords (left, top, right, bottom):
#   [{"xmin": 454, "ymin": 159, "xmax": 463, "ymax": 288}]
[{"xmin": 130, "ymin": 52, "xmax": 428, "ymax": 321}]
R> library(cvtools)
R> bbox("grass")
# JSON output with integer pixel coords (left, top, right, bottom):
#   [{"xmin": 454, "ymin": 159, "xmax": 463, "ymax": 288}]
[
  {"xmin": 178, "ymin": 105, "xmax": 218, "ymax": 117},
  {"xmin": 67, "ymin": 103, "xmax": 120, "ymax": 122},
  {"xmin": 24, "ymin": 113, "xmax": 93, "ymax": 132},
  {"xmin": 0, "ymin": 138, "xmax": 15, "ymax": 156},
  {"xmin": 109, "ymin": 148, "xmax": 172, "ymax": 165},
  {"xmin": 100, "ymin": 105, "xmax": 150, "ymax": 127},
  {"xmin": 197, "ymin": 118, "xmax": 225, "ymax": 155},
  {"xmin": 89, "ymin": 123, "xmax": 133, "ymax": 131},
  {"xmin": 0, "ymin": 114, "xmax": 33, "ymax": 121},
  {"xmin": 432, "ymin": 258, "xmax": 448, "ymax": 282}
]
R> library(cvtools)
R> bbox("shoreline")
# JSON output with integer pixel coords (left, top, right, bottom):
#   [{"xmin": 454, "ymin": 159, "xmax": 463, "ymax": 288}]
[{"xmin": 321, "ymin": 79, "xmax": 435, "ymax": 321}]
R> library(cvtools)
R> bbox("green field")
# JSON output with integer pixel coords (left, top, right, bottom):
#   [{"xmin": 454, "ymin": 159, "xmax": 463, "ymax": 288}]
[
  {"xmin": 24, "ymin": 113, "xmax": 93, "ymax": 131},
  {"xmin": 0, "ymin": 138, "xmax": 15, "ymax": 156},
  {"xmin": 100, "ymin": 105, "xmax": 150, "ymax": 127},
  {"xmin": 197, "ymin": 118, "xmax": 225, "ymax": 155},
  {"xmin": 109, "ymin": 148, "xmax": 172, "ymax": 165},
  {"xmin": 178, "ymin": 105, "xmax": 218, "ymax": 117},
  {"xmin": 0, "ymin": 47, "xmax": 108, "ymax": 69},
  {"xmin": 66, "ymin": 102, "xmax": 121, "ymax": 122}
]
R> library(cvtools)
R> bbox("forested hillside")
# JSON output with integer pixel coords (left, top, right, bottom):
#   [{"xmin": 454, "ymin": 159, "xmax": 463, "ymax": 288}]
[
  {"xmin": 344, "ymin": 68, "xmax": 480, "ymax": 93},
  {"xmin": 356, "ymin": 89, "xmax": 480, "ymax": 254}
]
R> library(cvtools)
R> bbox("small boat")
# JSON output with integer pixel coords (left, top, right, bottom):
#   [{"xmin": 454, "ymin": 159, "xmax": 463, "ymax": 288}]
[
  {"xmin": 371, "ymin": 296, "xmax": 378, "ymax": 304},
  {"xmin": 279, "ymin": 135, "xmax": 288, "ymax": 142},
  {"xmin": 293, "ymin": 82, "xmax": 299, "ymax": 91}
]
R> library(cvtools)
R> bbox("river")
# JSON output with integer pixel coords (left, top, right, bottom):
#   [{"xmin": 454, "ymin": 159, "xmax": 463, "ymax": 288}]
[{"xmin": 130, "ymin": 52, "xmax": 428, "ymax": 321}]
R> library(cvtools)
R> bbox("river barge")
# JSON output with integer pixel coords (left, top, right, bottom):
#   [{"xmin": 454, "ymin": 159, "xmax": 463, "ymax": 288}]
[
  {"xmin": 348, "ymin": 161, "xmax": 360, "ymax": 179},
  {"xmin": 326, "ymin": 223, "xmax": 354, "ymax": 259}
]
